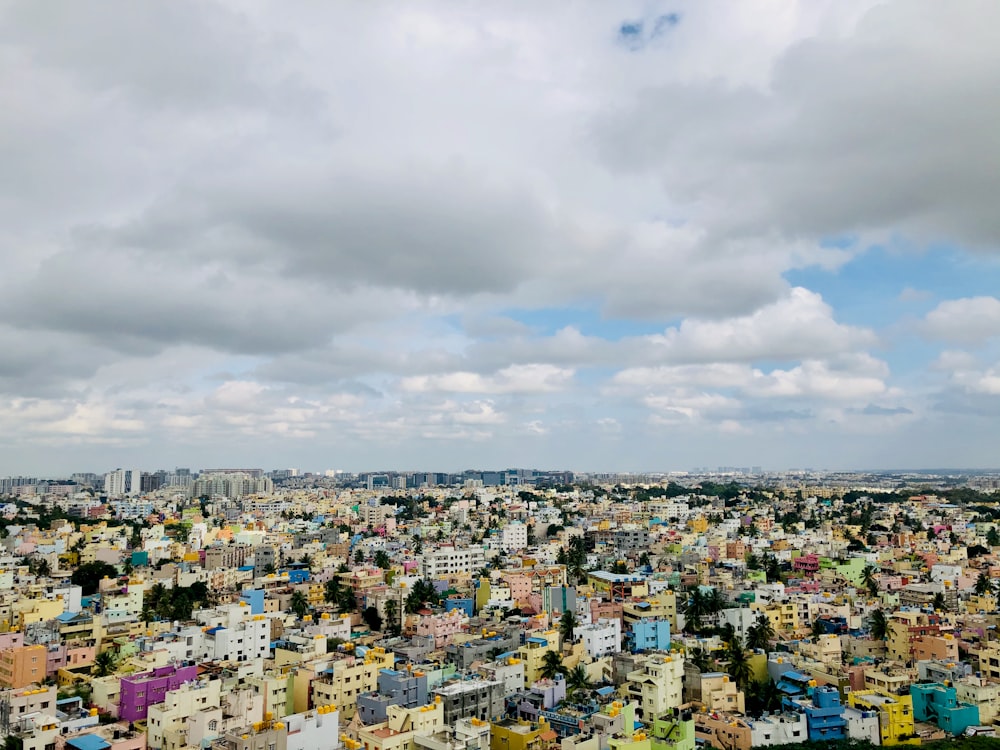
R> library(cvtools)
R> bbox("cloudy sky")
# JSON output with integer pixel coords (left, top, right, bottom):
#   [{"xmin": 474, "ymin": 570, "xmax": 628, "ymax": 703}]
[{"xmin": 3, "ymin": 0, "xmax": 1000, "ymax": 476}]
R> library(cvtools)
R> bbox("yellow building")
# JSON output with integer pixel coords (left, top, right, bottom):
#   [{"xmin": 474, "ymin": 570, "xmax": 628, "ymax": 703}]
[
  {"xmin": 688, "ymin": 518, "xmax": 709, "ymax": 534},
  {"xmin": 517, "ymin": 632, "xmax": 561, "ymax": 686},
  {"xmin": 312, "ymin": 647, "xmax": 395, "ymax": 719},
  {"xmin": 490, "ymin": 718, "xmax": 554, "ymax": 750},
  {"xmin": 626, "ymin": 654, "xmax": 685, "ymax": 718},
  {"xmin": 848, "ymin": 691, "xmax": 917, "ymax": 746},
  {"xmin": 699, "ymin": 672, "xmax": 745, "ymax": 714},
  {"xmin": 622, "ymin": 593, "xmax": 678, "ymax": 631},
  {"xmin": 750, "ymin": 601, "xmax": 798, "ymax": 633},
  {"xmin": 358, "ymin": 701, "xmax": 445, "ymax": 750}
]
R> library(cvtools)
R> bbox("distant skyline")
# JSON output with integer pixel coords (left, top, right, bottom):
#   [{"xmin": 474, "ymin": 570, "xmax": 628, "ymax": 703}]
[{"xmin": 3, "ymin": 1, "xmax": 1000, "ymax": 475}]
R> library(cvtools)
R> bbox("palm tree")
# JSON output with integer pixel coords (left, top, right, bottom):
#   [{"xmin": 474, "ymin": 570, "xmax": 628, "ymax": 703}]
[
  {"xmin": 719, "ymin": 622, "xmax": 736, "ymax": 646},
  {"xmin": 933, "ymin": 592, "xmax": 947, "ymax": 612},
  {"xmin": 384, "ymin": 599, "xmax": 401, "ymax": 636},
  {"xmin": 868, "ymin": 609, "xmax": 892, "ymax": 641},
  {"xmin": 540, "ymin": 650, "xmax": 563, "ymax": 680},
  {"xmin": 290, "ymin": 590, "xmax": 309, "ymax": 619},
  {"xmin": 338, "ymin": 586, "xmax": 357, "ymax": 614},
  {"xmin": 706, "ymin": 588, "xmax": 728, "ymax": 617},
  {"xmin": 726, "ymin": 636, "xmax": 753, "ymax": 688},
  {"xmin": 559, "ymin": 611, "xmax": 579, "ymax": 644},
  {"xmin": 811, "ymin": 618, "xmax": 826, "ymax": 639},
  {"xmin": 566, "ymin": 663, "xmax": 593, "ymax": 697},
  {"xmin": 683, "ymin": 587, "xmax": 707, "ymax": 632},
  {"xmin": 325, "ymin": 577, "xmax": 342, "ymax": 605},
  {"xmin": 976, "ymin": 571, "xmax": 992, "ymax": 596},
  {"xmin": 746, "ymin": 613, "xmax": 775, "ymax": 650},
  {"xmin": 375, "ymin": 550, "xmax": 391, "ymax": 570},
  {"xmin": 298, "ymin": 554, "xmax": 314, "ymax": 571},
  {"xmin": 861, "ymin": 565, "xmax": 879, "ymax": 597},
  {"xmin": 93, "ymin": 649, "xmax": 117, "ymax": 677},
  {"xmin": 689, "ymin": 647, "xmax": 713, "ymax": 673}
]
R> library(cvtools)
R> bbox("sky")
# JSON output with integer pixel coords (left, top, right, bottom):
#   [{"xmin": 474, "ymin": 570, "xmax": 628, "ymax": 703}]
[{"xmin": 2, "ymin": 0, "xmax": 1000, "ymax": 476}]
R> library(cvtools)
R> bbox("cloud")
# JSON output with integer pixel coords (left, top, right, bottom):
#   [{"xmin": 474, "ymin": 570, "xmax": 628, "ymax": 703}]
[
  {"xmin": 597, "ymin": 0, "xmax": 1000, "ymax": 249},
  {"xmin": 0, "ymin": 0, "xmax": 996, "ymax": 472},
  {"xmin": 400, "ymin": 364, "xmax": 574, "ymax": 395},
  {"xmin": 923, "ymin": 297, "xmax": 1000, "ymax": 345},
  {"xmin": 646, "ymin": 287, "xmax": 876, "ymax": 363}
]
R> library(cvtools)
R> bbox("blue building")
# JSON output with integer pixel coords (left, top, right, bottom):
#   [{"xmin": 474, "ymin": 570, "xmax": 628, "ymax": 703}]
[
  {"xmin": 445, "ymin": 597, "xmax": 474, "ymax": 617},
  {"xmin": 911, "ymin": 683, "xmax": 980, "ymax": 736},
  {"xmin": 357, "ymin": 668, "xmax": 429, "ymax": 724},
  {"xmin": 777, "ymin": 672, "xmax": 846, "ymax": 741},
  {"xmin": 626, "ymin": 619, "xmax": 671, "ymax": 653},
  {"xmin": 240, "ymin": 588, "xmax": 265, "ymax": 614}
]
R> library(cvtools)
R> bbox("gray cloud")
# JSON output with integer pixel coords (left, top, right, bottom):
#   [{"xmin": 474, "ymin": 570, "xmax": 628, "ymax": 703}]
[{"xmin": 596, "ymin": 0, "xmax": 1000, "ymax": 249}]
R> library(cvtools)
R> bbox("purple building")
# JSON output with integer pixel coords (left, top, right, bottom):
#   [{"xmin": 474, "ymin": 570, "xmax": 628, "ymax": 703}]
[{"xmin": 118, "ymin": 664, "xmax": 198, "ymax": 721}]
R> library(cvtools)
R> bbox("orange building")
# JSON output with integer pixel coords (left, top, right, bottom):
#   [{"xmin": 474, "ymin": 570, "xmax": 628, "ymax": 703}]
[{"xmin": 0, "ymin": 644, "xmax": 48, "ymax": 688}]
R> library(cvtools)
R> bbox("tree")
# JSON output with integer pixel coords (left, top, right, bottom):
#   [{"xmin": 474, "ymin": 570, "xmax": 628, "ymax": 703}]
[
  {"xmin": 976, "ymin": 571, "xmax": 992, "ymax": 596},
  {"xmin": 354, "ymin": 549, "xmax": 364, "ymax": 564},
  {"xmin": 719, "ymin": 622, "xmax": 736, "ymax": 646},
  {"xmin": 682, "ymin": 587, "xmax": 707, "ymax": 632},
  {"xmin": 811, "ymin": 618, "xmax": 826, "ymax": 639},
  {"xmin": 988, "ymin": 527, "xmax": 1000, "ymax": 547},
  {"xmin": 362, "ymin": 606, "xmax": 383, "ymax": 632},
  {"xmin": 92, "ymin": 649, "xmax": 117, "ymax": 677},
  {"xmin": 745, "ymin": 679, "xmax": 782, "ymax": 718},
  {"xmin": 861, "ymin": 565, "xmax": 879, "ymax": 597},
  {"xmin": 337, "ymin": 587, "xmax": 356, "ymax": 614},
  {"xmin": 706, "ymin": 587, "xmax": 729, "ymax": 616},
  {"xmin": 566, "ymin": 663, "xmax": 593, "ymax": 697},
  {"xmin": 298, "ymin": 554, "xmax": 314, "ymax": 571},
  {"xmin": 324, "ymin": 577, "xmax": 342, "ymax": 605},
  {"xmin": 384, "ymin": 599, "xmax": 401, "ymax": 636},
  {"xmin": 639, "ymin": 552, "xmax": 651, "ymax": 569},
  {"xmin": 746, "ymin": 614, "xmax": 775, "ymax": 651},
  {"xmin": 375, "ymin": 550, "xmax": 391, "ymax": 570},
  {"xmin": 726, "ymin": 636, "xmax": 753, "ymax": 689},
  {"xmin": 689, "ymin": 647, "xmax": 713, "ymax": 673},
  {"xmin": 559, "ymin": 611, "xmax": 579, "ymax": 644},
  {"xmin": 71, "ymin": 561, "xmax": 119, "ymax": 596},
  {"xmin": 933, "ymin": 592, "xmax": 947, "ymax": 612},
  {"xmin": 290, "ymin": 590, "xmax": 309, "ymax": 619},
  {"xmin": 868, "ymin": 609, "xmax": 892, "ymax": 641},
  {"xmin": 540, "ymin": 650, "xmax": 564, "ymax": 680}
]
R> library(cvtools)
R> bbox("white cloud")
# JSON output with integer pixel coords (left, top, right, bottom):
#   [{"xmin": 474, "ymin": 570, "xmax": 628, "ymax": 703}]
[
  {"xmin": 923, "ymin": 297, "xmax": 1000, "ymax": 345},
  {"xmin": 400, "ymin": 364, "xmax": 574, "ymax": 395}
]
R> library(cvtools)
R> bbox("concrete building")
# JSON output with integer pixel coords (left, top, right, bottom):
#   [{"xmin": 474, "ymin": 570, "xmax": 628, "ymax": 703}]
[
  {"xmin": 433, "ymin": 677, "xmax": 506, "ymax": 724},
  {"xmin": 910, "ymin": 683, "xmax": 979, "ymax": 737},
  {"xmin": 847, "ymin": 691, "xmax": 915, "ymax": 745},
  {"xmin": 577, "ymin": 619, "xmax": 621, "ymax": 659}
]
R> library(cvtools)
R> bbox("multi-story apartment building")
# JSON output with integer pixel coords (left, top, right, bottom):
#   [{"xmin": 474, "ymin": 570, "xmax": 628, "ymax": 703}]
[
  {"xmin": 433, "ymin": 677, "xmax": 506, "ymax": 724},
  {"xmin": 310, "ymin": 647, "xmax": 395, "ymax": 719},
  {"xmin": 626, "ymin": 653, "xmax": 685, "ymax": 718},
  {"xmin": 422, "ymin": 545, "xmax": 486, "ymax": 579}
]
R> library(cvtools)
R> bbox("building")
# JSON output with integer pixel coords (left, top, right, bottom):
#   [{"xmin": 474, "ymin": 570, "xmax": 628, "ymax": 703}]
[
  {"xmin": 119, "ymin": 664, "xmax": 200, "ymax": 722},
  {"xmin": 0, "ymin": 644, "xmax": 49, "ymax": 688},
  {"xmin": 778, "ymin": 673, "xmax": 846, "ymax": 743},
  {"xmin": 433, "ymin": 677, "xmax": 506, "ymax": 724},
  {"xmin": 577, "ymin": 619, "xmax": 621, "ymax": 659},
  {"xmin": 421, "ymin": 546, "xmax": 486, "ymax": 579},
  {"xmin": 910, "ymin": 683, "xmax": 979, "ymax": 737},
  {"xmin": 358, "ymin": 668, "xmax": 430, "ymax": 725},
  {"xmin": 847, "ymin": 691, "xmax": 916, "ymax": 745},
  {"xmin": 626, "ymin": 654, "xmax": 684, "ymax": 719}
]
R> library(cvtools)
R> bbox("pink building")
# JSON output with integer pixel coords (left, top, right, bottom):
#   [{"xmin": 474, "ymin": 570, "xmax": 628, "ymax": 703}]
[{"xmin": 414, "ymin": 611, "xmax": 468, "ymax": 647}]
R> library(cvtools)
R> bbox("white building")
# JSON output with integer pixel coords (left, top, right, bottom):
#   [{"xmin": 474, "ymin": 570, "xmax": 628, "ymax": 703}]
[
  {"xmin": 421, "ymin": 545, "xmax": 486, "ymax": 578},
  {"xmin": 578, "ymin": 618, "xmax": 622, "ymax": 658},
  {"xmin": 501, "ymin": 523, "xmax": 529, "ymax": 552}
]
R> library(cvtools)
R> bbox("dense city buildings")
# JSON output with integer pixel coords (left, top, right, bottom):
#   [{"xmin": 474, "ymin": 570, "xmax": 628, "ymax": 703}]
[{"xmin": 1, "ymin": 467, "xmax": 1000, "ymax": 750}]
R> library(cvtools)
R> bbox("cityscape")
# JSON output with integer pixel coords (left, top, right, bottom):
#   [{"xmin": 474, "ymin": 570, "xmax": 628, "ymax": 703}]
[{"xmin": 0, "ymin": 467, "xmax": 999, "ymax": 750}]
